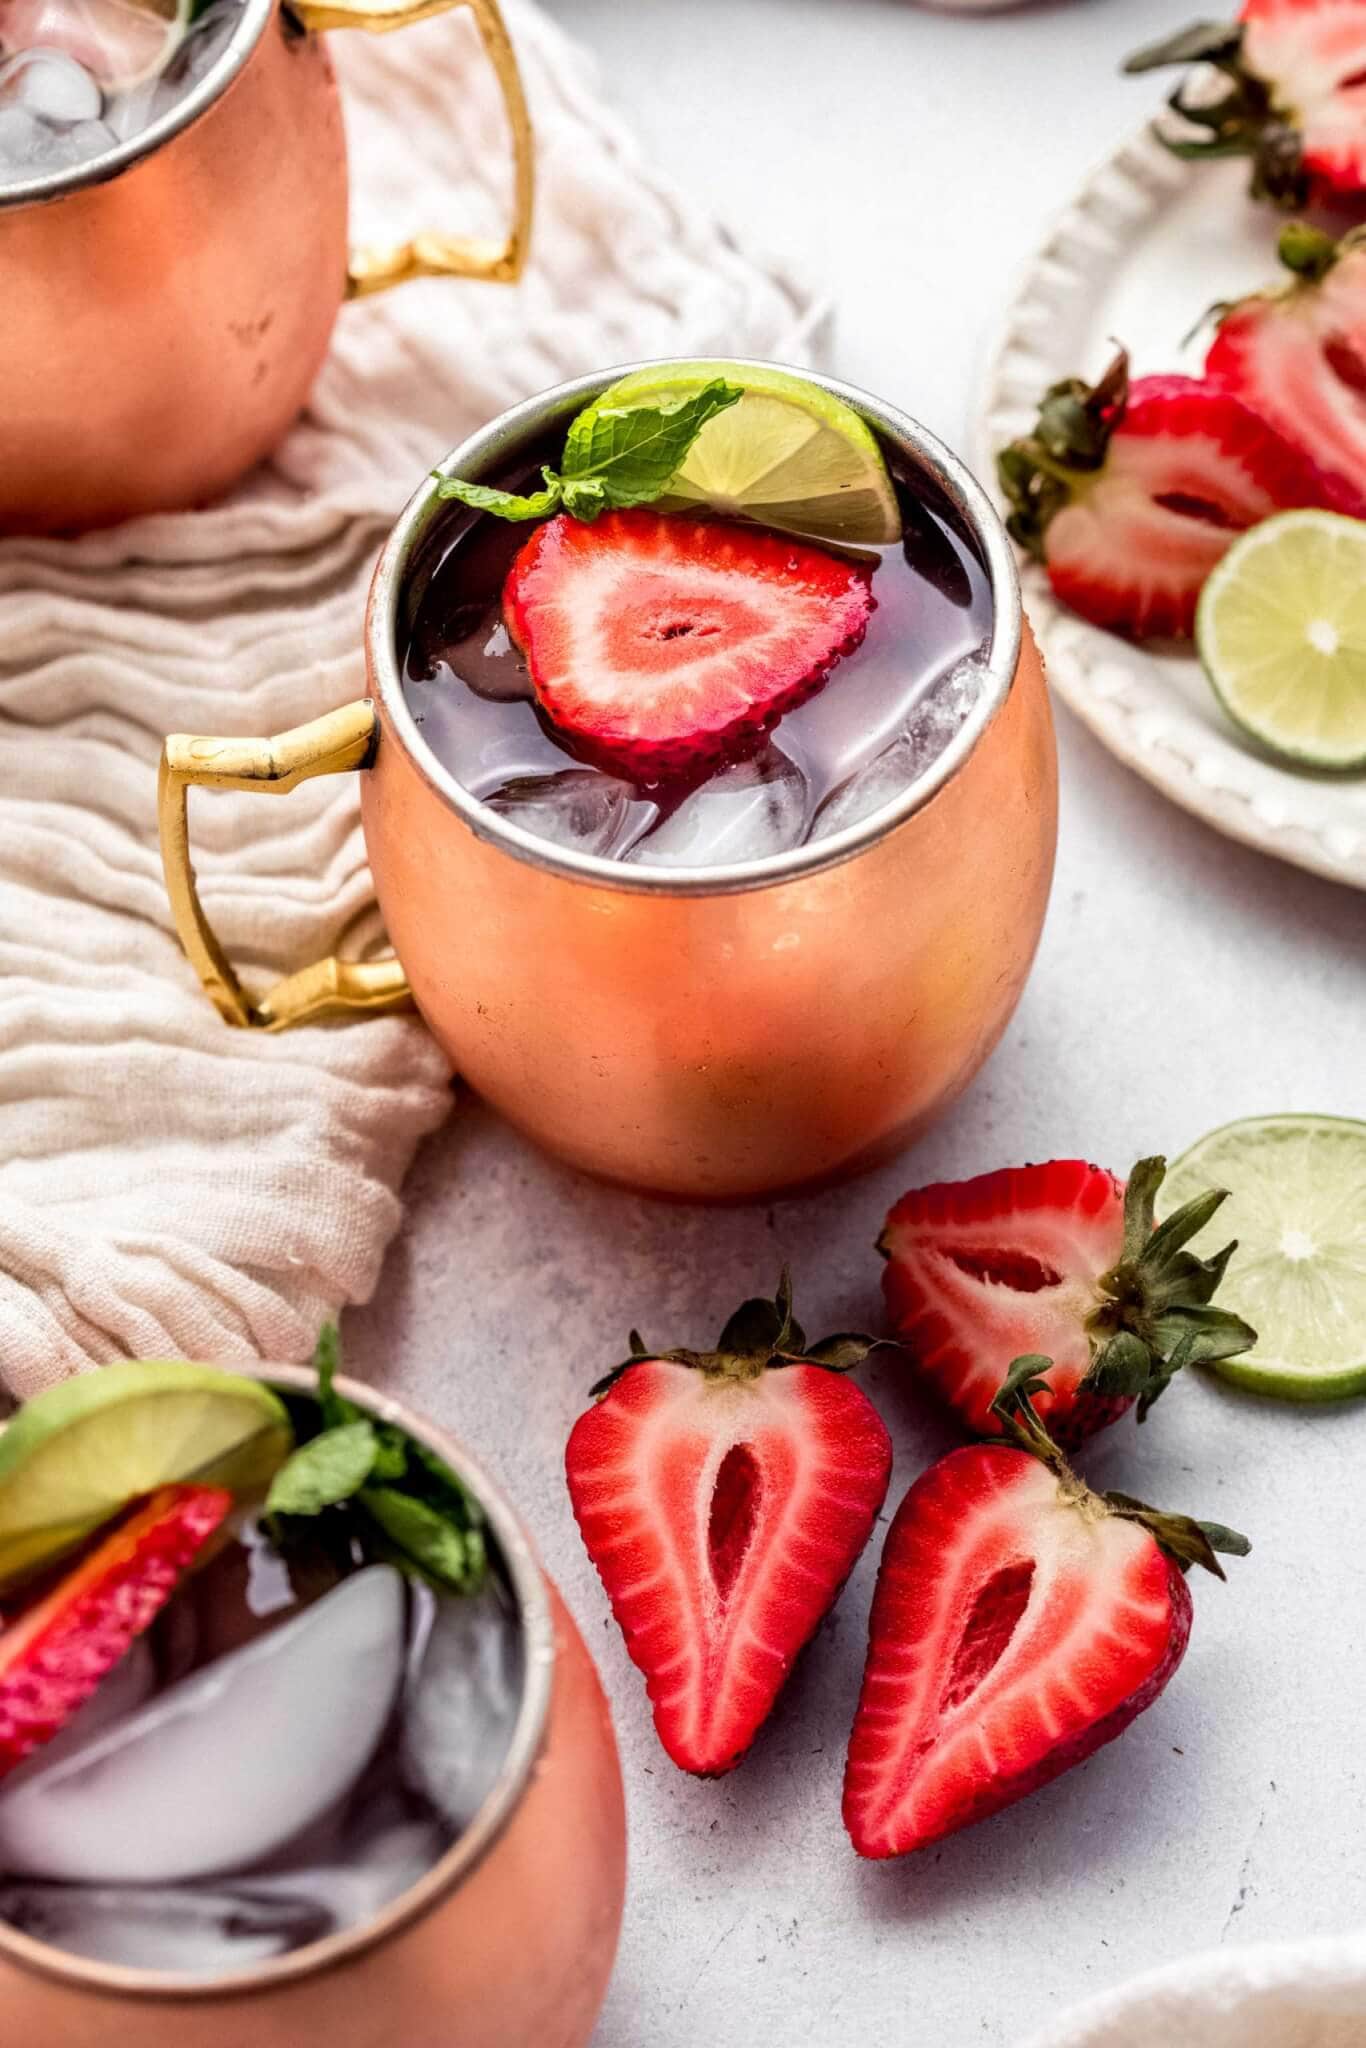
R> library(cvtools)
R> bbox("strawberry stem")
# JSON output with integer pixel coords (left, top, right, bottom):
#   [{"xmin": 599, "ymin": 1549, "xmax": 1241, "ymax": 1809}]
[
  {"xmin": 990, "ymin": 1358, "xmax": 1250, "ymax": 1578},
  {"xmin": 1084, "ymin": 1155, "xmax": 1256, "ymax": 1420},
  {"xmin": 592, "ymin": 1270, "xmax": 884, "ymax": 1396}
]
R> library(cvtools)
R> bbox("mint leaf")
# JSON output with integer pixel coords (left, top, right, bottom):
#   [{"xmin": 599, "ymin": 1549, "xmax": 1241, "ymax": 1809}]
[
  {"xmin": 561, "ymin": 379, "xmax": 741, "ymax": 506},
  {"xmin": 429, "ymin": 379, "xmax": 742, "ymax": 526},
  {"xmin": 267, "ymin": 1420, "xmax": 377, "ymax": 1516},
  {"xmin": 432, "ymin": 471, "xmax": 564, "ymax": 521},
  {"xmin": 369, "ymin": 1423, "xmax": 411, "ymax": 1483},
  {"xmin": 361, "ymin": 1487, "xmax": 486, "ymax": 1594}
]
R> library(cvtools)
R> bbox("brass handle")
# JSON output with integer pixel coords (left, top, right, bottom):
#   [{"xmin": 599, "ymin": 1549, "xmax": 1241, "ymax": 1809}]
[
  {"xmin": 158, "ymin": 699, "xmax": 413, "ymax": 1032},
  {"xmin": 292, "ymin": 0, "xmax": 535, "ymax": 296}
]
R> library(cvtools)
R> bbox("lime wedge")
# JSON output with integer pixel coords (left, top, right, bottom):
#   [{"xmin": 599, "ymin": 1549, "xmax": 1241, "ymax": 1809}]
[
  {"xmin": 0, "ymin": 1362, "xmax": 293, "ymax": 1592},
  {"xmin": 1196, "ymin": 510, "xmax": 1366, "ymax": 771},
  {"xmin": 588, "ymin": 361, "xmax": 902, "ymax": 546},
  {"xmin": 1158, "ymin": 1115, "xmax": 1366, "ymax": 1401}
]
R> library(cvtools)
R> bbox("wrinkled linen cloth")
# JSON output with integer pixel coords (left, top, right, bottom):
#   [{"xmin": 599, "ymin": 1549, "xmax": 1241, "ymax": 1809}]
[
  {"xmin": 0, "ymin": 0, "xmax": 823, "ymax": 1396},
  {"xmin": 1019, "ymin": 1928, "xmax": 1366, "ymax": 2046}
]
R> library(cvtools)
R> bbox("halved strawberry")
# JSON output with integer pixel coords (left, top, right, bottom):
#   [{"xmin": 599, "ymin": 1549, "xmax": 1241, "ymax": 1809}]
[
  {"xmin": 997, "ymin": 350, "xmax": 1331, "ymax": 637},
  {"xmin": 880, "ymin": 1155, "xmax": 1256, "ymax": 1447},
  {"xmin": 503, "ymin": 509, "xmax": 874, "ymax": 782},
  {"xmin": 565, "ymin": 1275, "xmax": 891, "ymax": 1775},
  {"xmin": 843, "ymin": 1358, "xmax": 1248, "ymax": 1858},
  {"xmin": 1206, "ymin": 223, "xmax": 1366, "ymax": 515},
  {"xmin": 0, "ymin": 1484, "xmax": 231, "ymax": 1778},
  {"xmin": 1125, "ymin": 0, "xmax": 1366, "ymax": 209}
]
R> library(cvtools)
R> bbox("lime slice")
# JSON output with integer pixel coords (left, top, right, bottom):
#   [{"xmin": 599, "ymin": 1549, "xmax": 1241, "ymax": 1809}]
[
  {"xmin": 589, "ymin": 361, "xmax": 902, "ymax": 546},
  {"xmin": 1158, "ymin": 1115, "xmax": 1366, "ymax": 1401},
  {"xmin": 0, "ymin": 1362, "xmax": 293, "ymax": 1592},
  {"xmin": 1196, "ymin": 510, "xmax": 1366, "ymax": 771}
]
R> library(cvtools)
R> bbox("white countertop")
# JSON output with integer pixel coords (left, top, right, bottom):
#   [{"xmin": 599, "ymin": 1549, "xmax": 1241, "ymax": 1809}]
[{"xmin": 345, "ymin": 2, "xmax": 1366, "ymax": 2040}]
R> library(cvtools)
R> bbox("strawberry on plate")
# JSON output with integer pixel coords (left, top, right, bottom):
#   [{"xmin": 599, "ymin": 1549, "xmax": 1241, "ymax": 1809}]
[
  {"xmin": 0, "ymin": 1483, "xmax": 231, "ymax": 1778},
  {"xmin": 1206, "ymin": 223, "xmax": 1366, "ymax": 516},
  {"xmin": 565, "ymin": 1274, "xmax": 892, "ymax": 1776},
  {"xmin": 1125, "ymin": 0, "xmax": 1366, "ymax": 209},
  {"xmin": 879, "ymin": 1155, "xmax": 1256, "ymax": 1447},
  {"xmin": 504, "ymin": 509, "xmax": 875, "ymax": 782},
  {"xmin": 998, "ymin": 350, "xmax": 1330, "ymax": 637},
  {"xmin": 843, "ymin": 1357, "xmax": 1248, "ymax": 1858}
]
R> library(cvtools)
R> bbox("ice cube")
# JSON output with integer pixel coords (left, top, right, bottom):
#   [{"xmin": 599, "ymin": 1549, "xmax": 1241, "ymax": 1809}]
[
  {"xmin": 485, "ymin": 769, "xmax": 641, "ymax": 857},
  {"xmin": 630, "ymin": 747, "xmax": 807, "ymax": 868},
  {"xmin": 0, "ymin": 50, "xmax": 103, "ymax": 123},
  {"xmin": 0, "ymin": 1567, "xmax": 406, "ymax": 1885},
  {"xmin": 0, "ymin": 102, "xmax": 115, "ymax": 172},
  {"xmin": 0, "ymin": 1879, "xmax": 330, "ymax": 1973},
  {"xmin": 400, "ymin": 1586, "xmax": 523, "ymax": 1831},
  {"xmin": 810, "ymin": 657, "xmax": 988, "ymax": 841}
]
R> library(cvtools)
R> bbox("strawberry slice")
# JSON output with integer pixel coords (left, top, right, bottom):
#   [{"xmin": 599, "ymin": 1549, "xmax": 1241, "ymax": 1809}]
[
  {"xmin": 843, "ymin": 1358, "xmax": 1247, "ymax": 1858},
  {"xmin": 503, "ymin": 509, "xmax": 875, "ymax": 781},
  {"xmin": 1126, "ymin": 0, "xmax": 1366, "ymax": 209},
  {"xmin": 0, "ymin": 1483, "xmax": 231, "ymax": 1778},
  {"xmin": 565, "ymin": 1275, "xmax": 891, "ymax": 1775},
  {"xmin": 997, "ymin": 350, "xmax": 1331, "ymax": 637},
  {"xmin": 1206, "ymin": 224, "xmax": 1366, "ymax": 516},
  {"xmin": 880, "ymin": 1155, "xmax": 1256, "ymax": 1447}
]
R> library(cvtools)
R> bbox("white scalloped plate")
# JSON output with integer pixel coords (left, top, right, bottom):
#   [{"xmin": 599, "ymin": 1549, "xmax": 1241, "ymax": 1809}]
[{"xmin": 975, "ymin": 127, "xmax": 1366, "ymax": 891}]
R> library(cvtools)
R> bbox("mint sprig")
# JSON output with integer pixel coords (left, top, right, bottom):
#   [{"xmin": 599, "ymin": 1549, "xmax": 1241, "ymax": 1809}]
[
  {"xmin": 266, "ymin": 1326, "xmax": 487, "ymax": 1595},
  {"xmin": 433, "ymin": 378, "xmax": 742, "ymax": 525}
]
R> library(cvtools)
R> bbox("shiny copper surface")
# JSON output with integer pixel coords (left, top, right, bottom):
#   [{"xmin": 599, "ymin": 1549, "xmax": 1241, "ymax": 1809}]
[
  {"xmin": 358, "ymin": 364, "xmax": 1059, "ymax": 1199},
  {"xmin": 364, "ymin": 620, "xmax": 1055, "ymax": 1198},
  {"xmin": 0, "ymin": 2, "xmax": 348, "ymax": 533},
  {"xmin": 0, "ymin": 1365, "xmax": 627, "ymax": 2046}
]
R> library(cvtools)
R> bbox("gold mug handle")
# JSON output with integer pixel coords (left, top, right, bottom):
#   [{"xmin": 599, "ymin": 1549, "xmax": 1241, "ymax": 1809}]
[
  {"xmin": 292, "ymin": 0, "xmax": 535, "ymax": 297},
  {"xmin": 158, "ymin": 700, "xmax": 412, "ymax": 1032}
]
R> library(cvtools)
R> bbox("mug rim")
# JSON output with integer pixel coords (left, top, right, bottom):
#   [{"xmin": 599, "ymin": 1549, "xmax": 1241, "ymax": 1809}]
[
  {"xmin": 366, "ymin": 358, "xmax": 1024, "ymax": 899},
  {"xmin": 0, "ymin": 0, "xmax": 272, "ymax": 213},
  {"xmin": 0, "ymin": 1360, "xmax": 557, "ymax": 2002}
]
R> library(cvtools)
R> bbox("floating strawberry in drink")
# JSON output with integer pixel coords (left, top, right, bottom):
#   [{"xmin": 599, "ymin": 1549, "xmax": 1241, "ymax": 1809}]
[
  {"xmin": 1125, "ymin": 0, "xmax": 1366, "ymax": 209},
  {"xmin": 879, "ymin": 1155, "xmax": 1257, "ymax": 1446},
  {"xmin": 504, "ymin": 509, "xmax": 875, "ymax": 782},
  {"xmin": 1205, "ymin": 223, "xmax": 1366, "ymax": 515},
  {"xmin": 0, "ymin": 1483, "xmax": 230, "ymax": 1777},
  {"xmin": 997, "ymin": 350, "xmax": 1330, "ymax": 637},
  {"xmin": 565, "ymin": 1274, "xmax": 892, "ymax": 1775},
  {"xmin": 842, "ymin": 1357, "xmax": 1248, "ymax": 1858}
]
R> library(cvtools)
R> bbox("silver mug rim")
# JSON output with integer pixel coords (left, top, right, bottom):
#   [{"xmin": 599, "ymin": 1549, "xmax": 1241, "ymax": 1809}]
[
  {"xmin": 0, "ymin": 0, "xmax": 272, "ymax": 213},
  {"xmin": 366, "ymin": 358, "xmax": 1024, "ymax": 899},
  {"xmin": 0, "ymin": 1360, "xmax": 557, "ymax": 2001}
]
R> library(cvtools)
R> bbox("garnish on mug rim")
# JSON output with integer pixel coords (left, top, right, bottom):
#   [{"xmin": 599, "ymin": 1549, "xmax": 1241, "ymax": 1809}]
[
  {"xmin": 266, "ymin": 1326, "xmax": 488, "ymax": 1595},
  {"xmin": 431, "ymin": 378, "xmax": 743, "ymax": 525}
]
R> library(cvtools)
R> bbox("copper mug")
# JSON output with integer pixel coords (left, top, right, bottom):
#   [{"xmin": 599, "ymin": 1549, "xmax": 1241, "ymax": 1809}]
[
  {"xmin": 158, "ymin": 362, "xmax": 1059, "ymax": 1200},
  {"xmin": 0, "ymin": 1361, "xmax": 626, "ymax": 2046},
  {"xmin": 0, "ymin": 0, "xmax": 534, "ymax": 534}
]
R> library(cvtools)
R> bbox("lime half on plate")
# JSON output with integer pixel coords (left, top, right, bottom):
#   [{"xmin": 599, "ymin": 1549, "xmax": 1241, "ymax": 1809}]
[
  {"xmin": 1196, "ymin": 510, "xmax": 1366, "ymax": 771},
  {"xmin": 588, "ymin": 362, "xmax": 902, "ymax": 547},
  {"xmin": 0, "ymin": 1361, "xmax": 292, "ymax": 1591},
  {"xmin": 1159, "ymin": 1115, "xmax": 1366, "ymax": 1401}
]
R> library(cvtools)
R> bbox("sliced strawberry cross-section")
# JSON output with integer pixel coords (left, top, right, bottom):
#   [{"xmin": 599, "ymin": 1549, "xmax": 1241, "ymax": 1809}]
[
  {"xmin": 997, "ymin": 350, "xmax": 1331, "ymax": 638},
  {"xmin": 843, "ymin": 1358, "xmax": 1248, "ymax": 1859},
  {"xmin": 566, "ymin": 1276, "xmax": 891, "ymax": 1776},
  {"xmin": 880, "ymin": 1154, "xmax": 1256, "ymax": 1447},
  {"xmin": 0, "ymin": 1483, "xmax": 231, "ymax": 1778},
  {"xmin": 504, "ymin": 509, "xmax": 875, "ymax": 782},
  {"xmin": 1207, "ymin": 225, "xmax": 1366, "ymax": 517}
]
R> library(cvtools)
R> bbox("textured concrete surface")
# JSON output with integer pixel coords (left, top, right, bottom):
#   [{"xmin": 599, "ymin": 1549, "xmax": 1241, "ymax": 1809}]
[{"xmin": 346, "ymin": 1, "xmax": 1366, "ymax": 2039}]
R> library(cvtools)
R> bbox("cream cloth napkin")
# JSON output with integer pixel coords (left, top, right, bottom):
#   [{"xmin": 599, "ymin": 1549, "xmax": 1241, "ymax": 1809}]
[
  {"xmin": 1020, "ymin": 1929, "xmax": 1366, "ymax": 2046},
  {"xmin": 0, "ymin": 0, "xmax": 822, "ymax": 1397}
]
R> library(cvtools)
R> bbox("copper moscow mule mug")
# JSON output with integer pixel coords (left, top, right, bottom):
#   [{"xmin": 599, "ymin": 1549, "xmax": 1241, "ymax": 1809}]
[
  {"xmin": 0, "ymin": 1362, "xmax": 626, "ymax": 2047},
  {"xmin": 0, "ymin": 0, "xmax": 534, "ymax": 534},
  {"xmin": 158, "ymin": 362, "xmax": 1059, "ymax": 1201}
]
